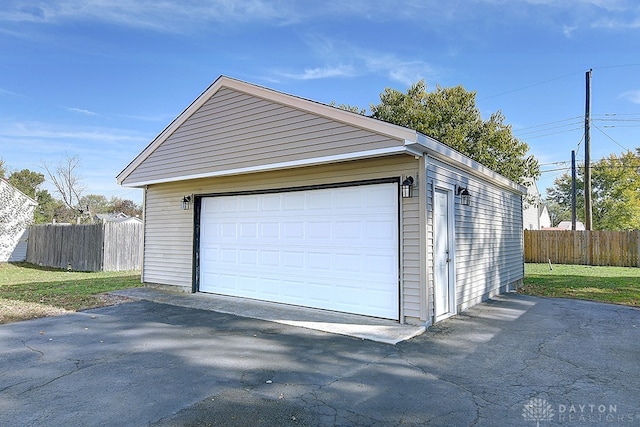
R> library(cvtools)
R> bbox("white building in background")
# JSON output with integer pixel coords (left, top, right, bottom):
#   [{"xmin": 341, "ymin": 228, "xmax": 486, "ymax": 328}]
[
  {"xmin": 554, "ymin": 221, "xmax": 586, "ymax": 231},
  {"xmin": 0, "ymin": 179, "xmax": 37, "ymax": 262},
  {"xmin": 523, "ymin": 180, "xmax": 552, "ymax": 230}
]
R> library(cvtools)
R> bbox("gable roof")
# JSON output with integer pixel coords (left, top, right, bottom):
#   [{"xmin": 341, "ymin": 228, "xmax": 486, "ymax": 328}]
[
  {"xmin": 117, "ymin": 76, "xmax": 525, "ymax": 194},
  {"xmin": 0, "ymin": 179, "xmax": 38, "ymax": 206}
]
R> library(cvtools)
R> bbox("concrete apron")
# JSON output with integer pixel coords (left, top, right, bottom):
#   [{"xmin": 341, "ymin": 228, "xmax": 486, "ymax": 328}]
[{"xmin": 111, "ymin": 287, "xmax": 426, "ymax": 345}]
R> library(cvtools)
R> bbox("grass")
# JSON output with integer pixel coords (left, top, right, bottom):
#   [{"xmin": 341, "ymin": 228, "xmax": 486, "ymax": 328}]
[
  {"xmin": 3, "ymin": 261, "xmax": 638, "ymax": 325},
  {"xmin": 0, "ymin": 262, "xmax": 142, "ymax": 324},
  {"xmin": 520, "ymin": 263, "xmax": 640, "ymax": 307}
]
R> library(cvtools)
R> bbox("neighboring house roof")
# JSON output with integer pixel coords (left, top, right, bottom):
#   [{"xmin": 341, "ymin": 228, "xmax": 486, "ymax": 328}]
[
  {"xmin": 0, "ymin": 179, "xmax": 38, "ymax": 207},
  {"xmin": 95, "ymin": 212, "xmax": 140, "ymax": 223},
  {"xmin": 539, "ymin": 204, "xmax": 552, "ymax": 229},
  {"xmin": 117, "ymin": 75, "xmax": 526, "ymax": 195},
  {"xmin": 0, "ymin": 179, "xmax": 38, "ymax": 262},
  {"xmin": 95, "ymin": 212, "xmax": 128, "ymax": 221},
  {"xmin": 110, "ymin": 216, "xmax": 142, "ymax": 224},
  {"xmin": 523, "ymin": 180, "xmax": 549, "ymax": 230},
  {"xmin": 555, "ymin": 221, "xmax": 586, "ymax": 231}
]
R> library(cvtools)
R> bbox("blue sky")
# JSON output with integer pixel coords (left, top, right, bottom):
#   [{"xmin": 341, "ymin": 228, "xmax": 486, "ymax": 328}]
[{"xmin": 1, "ymin": 0, "xmax": 639, "ymax": 204}]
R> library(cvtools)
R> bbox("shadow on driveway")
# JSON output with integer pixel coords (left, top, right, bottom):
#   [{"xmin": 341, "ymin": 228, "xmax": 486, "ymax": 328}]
[{"xmin": 1, "ymin": 294, "xmax": 639, "ymax": 426}]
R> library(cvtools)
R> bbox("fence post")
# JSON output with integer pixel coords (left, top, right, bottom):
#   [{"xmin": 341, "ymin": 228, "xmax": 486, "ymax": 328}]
[
  {"xmin": 637, "ymin": 230, "xmax": 640, "ymax": 268},
  {"xmin": 523, "ymin": 229, "xmax": 639, "ymax": 267}
]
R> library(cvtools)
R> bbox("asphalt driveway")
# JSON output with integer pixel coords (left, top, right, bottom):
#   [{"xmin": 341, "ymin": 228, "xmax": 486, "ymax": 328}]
[{"xmin": 1, "ymin": 293, "xmax": 639, "ymax": 426}]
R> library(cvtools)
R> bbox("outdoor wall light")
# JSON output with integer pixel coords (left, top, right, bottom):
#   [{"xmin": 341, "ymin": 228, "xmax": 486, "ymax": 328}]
[
  {"xmin": 456, "ymin": 186, "xmax": 470, "ymax": 206},
  {"xmin": 401, "ymin": 176, "xmax": 414, "ymax": 198},
  {"xmin": 181, "ymin": 195, "xmax": 192, "ymax": 210}
]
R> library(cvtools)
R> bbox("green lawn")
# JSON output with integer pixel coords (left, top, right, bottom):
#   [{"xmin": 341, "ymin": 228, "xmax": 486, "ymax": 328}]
[
  {"xmin": 2, "ymin": 261, "xmax": 638, "ymax": 325},
  {"xmin": 520, "ymin": 263, "xmax": 640, "ymax": 307},
  {"xmin": 0, "ymin": 262, "xmax": 142, "ymax": 324}
]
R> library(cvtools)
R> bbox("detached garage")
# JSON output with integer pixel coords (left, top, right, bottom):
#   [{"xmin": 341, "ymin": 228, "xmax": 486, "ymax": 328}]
[{"xmin": 117, "ymin": 76, "xmax": 526, "ymax": 326}]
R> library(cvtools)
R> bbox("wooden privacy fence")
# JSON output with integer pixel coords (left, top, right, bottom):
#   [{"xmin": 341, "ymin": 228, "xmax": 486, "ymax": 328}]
[
  {"xmin": 26, "ymin": 222, "xmax": 142, "ymax": 271},
  {"xmin": 524, "ymin": 230, "xmax": 640, "ymax": 267}
]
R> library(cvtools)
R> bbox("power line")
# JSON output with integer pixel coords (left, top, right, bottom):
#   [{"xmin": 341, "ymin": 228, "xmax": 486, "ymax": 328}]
[
  {"xmin": 515, "ymin": 123, "xmax": 584, "ymax": 138},
  {"xmin": 478, "ymin": 71, "xmax": 583, "ymax": 101},
  {"xmin": 540, "ymin": 167, "xmax": 571, "ymax": 174},
  {"xmin": 593, "ymin": 125, "xmax": 631, "ymax": 152},
  {"xmin": 517, "ymin": 127, "xmax": 584, "ymax": 140},
  {"xmin": 514, "ymin": 116, "xmax": 584, "ymax": 132}
]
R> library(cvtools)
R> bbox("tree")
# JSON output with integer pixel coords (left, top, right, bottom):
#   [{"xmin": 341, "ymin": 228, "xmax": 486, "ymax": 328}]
[
  {"xmin": 0, "ymin": 158, "xmax": 7, "ymax": 178},
  {"xmin": 79, "ymin": 194, "xmax": 110, "ymax": 219},
  {"xmin": 329, "ymin": 101, "xmax": 367, "ymax": 115},
  {"xmin": 42, "ymin": 154, "xmax": 86, "ymax": 210},
  {"xmin": 107, "ymin": 197, "xmax": 142, "ymax": 218},
  {"xmin": 33, "ymin": 189, "xmax": 69, "ymax": 224},
  {"xmin": 546, "ymin": 150, "xmax": 640, "ymax": 230},
  {"xmin": 370, "ymin": 80, "xmax": 540, "ymax": 184},
  {"xmin": 8, "ymin": 169, "xmax": 45, "ymax": 199}
]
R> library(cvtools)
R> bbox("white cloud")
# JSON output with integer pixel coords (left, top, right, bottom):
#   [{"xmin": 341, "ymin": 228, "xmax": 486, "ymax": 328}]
[
  {"xmin": 618, "ymin": 90, "xmax": 640, "ymax": 104},
  {"xmin": 0, "ymin": 121, "xmax": 148, "ymax": 143},
  {"xmin": 358, "ymin": 50, "xmax": 438, "ymax": 86},
  {"xmin": 279, "ymin": 65, "xmax": 356, "ymax": 80},
  {"xmin": 65, "ymin": 107, "xmax": 100, "ymax": 117},
  {"xmin": 0, "ymin": 0, "xmax": 297, "ymax": 32},
  {"xmin": 273, "ymin": 36, "xmax": 438, "ymax": 86},
  {"xmin": 0, "ymin": 87, "xmax": 23, "ymax": 97},
  {"xmin": 562, "ymin": 24, "xmax": 578, "ymax": 37},
  {"xmin": 592, "ymin": 17, "xmax": 640, "ymax": 29}
]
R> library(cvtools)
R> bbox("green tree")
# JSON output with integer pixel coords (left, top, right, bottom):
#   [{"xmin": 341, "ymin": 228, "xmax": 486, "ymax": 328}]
[
  {"xmin": 8, "ymin": 169, "xmax": 45, "ymax": 199},
  {"xmin": 79, "ymin": 194, "xmax": 110, "ymax": 218},
  {"xmin": 370, "ymin": 80, "xmax": 539, "ymax": 184},
  {"xmin": 108, "ymin": 197, "xmax": 142, "ymax": 218},
  {"xmin": 0, "ymin": 158, "xmax": 7, "ymax": 178},
  {"xmin": 546, "ymin": 150, "xmax": 640, "ymax": 230},
  {"xmin": 329, "ymin": 101, "xmax": 367, "ymax": 115},
  {"xmin": 33, "ymin": 189, "xmax": 64, "ymax": 224}
]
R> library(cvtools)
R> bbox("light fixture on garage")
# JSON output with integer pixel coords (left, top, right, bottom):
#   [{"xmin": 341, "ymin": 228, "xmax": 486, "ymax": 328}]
[
  {"xmin": 401, "ymin": 176, "xmax": 414, "ymax": 198},
  {"xmin": 181, "ymin": 195, "xmax": 192, "ymax": 210},
  {"xmin": 456, "ymin": 186, "xmax": 470, "ymax": 206}
]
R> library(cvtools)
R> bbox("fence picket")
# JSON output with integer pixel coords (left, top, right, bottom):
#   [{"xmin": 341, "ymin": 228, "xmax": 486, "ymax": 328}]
[
  {"xmin": 524, "ymin": 230, "xmax": 640, "ymax": 267},
  {"xmin": 26, "ymin": 223, "xmax": 142, "ymax": 271}
]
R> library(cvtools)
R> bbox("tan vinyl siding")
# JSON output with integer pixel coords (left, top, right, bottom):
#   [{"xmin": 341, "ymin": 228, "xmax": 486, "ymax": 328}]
[
  {"xmin": 142, "ymin": 155, "xmax": 423, "ymax": 321},
  {"xmin": 123, "ymin": 88, "xmax": 402, "ymax": 185},
  {"xmin": 426, "ymin": 157, "xmax": 524, "ymax": 317},
  {"xmin": 142, "ymin": 185, "xmax": 195, "ymax": 287},
  {"xmin": 401, "ymin": 197, "xmax": 421, "ymax": 320}
]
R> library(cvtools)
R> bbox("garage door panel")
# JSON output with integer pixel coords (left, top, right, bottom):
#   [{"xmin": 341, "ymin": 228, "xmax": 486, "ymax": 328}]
[
  {"xmin": 282, "ymin": 251, "xmax": 304, "ymax": 268},
  {"xmin": 199, "ymin": 183, "xmax": 399, "ymax": 319}
]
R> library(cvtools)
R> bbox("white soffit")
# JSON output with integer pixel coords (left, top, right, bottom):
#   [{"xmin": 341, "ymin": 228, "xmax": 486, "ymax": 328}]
[{"xmin": 119, "ymin": 146, "xmax": 411, "ymax": 187}]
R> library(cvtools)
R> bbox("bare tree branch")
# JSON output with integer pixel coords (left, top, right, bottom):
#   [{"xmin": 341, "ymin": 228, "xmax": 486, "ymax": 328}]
[{"xmin": 42, "ymin": 153, "xmax": 86, "ymax": 210}]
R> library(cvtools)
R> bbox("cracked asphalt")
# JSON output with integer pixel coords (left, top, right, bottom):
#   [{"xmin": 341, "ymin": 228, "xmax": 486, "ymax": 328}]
[{"xmin": 1, "ymin": 293, "xmax": 639, "ymax": 426}]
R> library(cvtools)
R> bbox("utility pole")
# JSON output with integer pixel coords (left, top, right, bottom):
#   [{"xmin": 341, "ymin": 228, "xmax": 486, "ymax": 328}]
[
  {"xmin": 571, "ymin": 150, "xmax": 577, "ymax": 231},
  {"xmin": 584, "ymin": 69, "xmax": 593, "ymax": 231}
]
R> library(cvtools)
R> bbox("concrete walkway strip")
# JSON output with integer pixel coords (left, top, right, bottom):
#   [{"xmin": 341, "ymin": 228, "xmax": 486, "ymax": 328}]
[{"xmin": 111, "ymin": 288, "xmax": 426, "ymax": 344}]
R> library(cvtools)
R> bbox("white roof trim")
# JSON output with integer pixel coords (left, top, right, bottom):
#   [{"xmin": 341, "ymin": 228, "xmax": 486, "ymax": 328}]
[
  {"xmin": 117, "ymin": 76, "xmax": 416, "ymax": 185},
  {"xmin": 120, "ymin": 146, "xmax": 410, "ymax": 188},
  {"xmin": 117, "ymin": 75, "xmax": 525, "ymax": 195},
  {"xmin": 411, "ymin": 134, "xmax": 527, "ymax": 194}
]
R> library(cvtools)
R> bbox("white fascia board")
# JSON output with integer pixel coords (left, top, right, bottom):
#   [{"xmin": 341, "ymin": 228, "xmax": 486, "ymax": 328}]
[
  {"xmin": 116, "ymin": 78, "xmax": 225, "ymax": 185},
  {"xmin": 119, "ymin": 146, "xmax": 412, "ymax": 188},
  {"xmin": 117, "ymin": 76, "xmax": 418, "ymax": 185},
  {"xmin": 410, "ymin": 134, "xmax": 527, "ymax": 194}
]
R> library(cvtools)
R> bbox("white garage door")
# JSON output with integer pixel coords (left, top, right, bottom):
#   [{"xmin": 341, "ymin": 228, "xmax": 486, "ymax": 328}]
[{"xmin": 199, "ymin": 183, "xmax": 399, "ymax": 319}]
